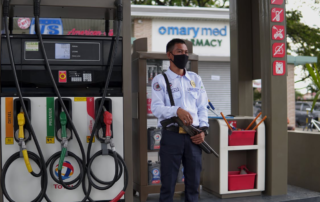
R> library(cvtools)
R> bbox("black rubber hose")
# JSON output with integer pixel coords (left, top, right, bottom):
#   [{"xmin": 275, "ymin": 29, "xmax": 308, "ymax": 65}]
[
  {"xmin": 46, "ymin": 151, "xmax": 84, "ymax": 189},
  {"xmin": 34, "ymin": 16, "xmax": 86, "ymax": 191},
  {"xmin": 1, "ymin": 151, "xmax": 48, "ymax": 202},
  {"xmin": 2, "ymin": 16, "xmax": 49, "ymax": 202},
  {"xmin": 87, "ymin": 150, "xmax": 121, "ymax": 190}
]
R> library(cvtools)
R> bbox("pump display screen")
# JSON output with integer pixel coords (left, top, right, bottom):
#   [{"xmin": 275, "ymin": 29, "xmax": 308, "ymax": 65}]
[{"xmin": 55, "ymin": 43, "xmax": 70, "ymax": 59}]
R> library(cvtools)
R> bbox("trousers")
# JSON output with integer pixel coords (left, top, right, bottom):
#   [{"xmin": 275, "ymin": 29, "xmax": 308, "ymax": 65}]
[{"xmin": 159, "ymin": 129, "xmax": 202, "ymax": 202}]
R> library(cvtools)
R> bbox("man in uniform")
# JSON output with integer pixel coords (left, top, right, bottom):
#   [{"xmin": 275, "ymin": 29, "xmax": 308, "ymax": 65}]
[{"xmin": 151, "ymin": 38, "xmax": 209, "ymax": 202}]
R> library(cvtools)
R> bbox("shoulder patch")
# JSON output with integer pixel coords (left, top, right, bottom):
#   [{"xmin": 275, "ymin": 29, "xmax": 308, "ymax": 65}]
[{"xmin": 153, "ymin": 82, "xmax": 161, "ymax": 91}]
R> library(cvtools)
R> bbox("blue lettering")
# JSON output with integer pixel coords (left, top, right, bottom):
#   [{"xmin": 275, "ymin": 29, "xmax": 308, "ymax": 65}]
[
  {"xmin": 188, "ymin": 27, "xmax": 192, "ymax": 36},
  {"xmin": 168, "ymin": 27, "xmax": 179, "ymax": 35},
  {"xmin": 220, "ymin": 26, "xmax": 227, "ymax": 36},
  {"xmin": 47, "ymin": 25, "xmax": 59, "ymax": 35},
  {"xmin": 40, "ymin": 24, "xmax": 46, "ymax": 34},
  {"xmin": 180, "ymin": 27, "xmax": 187, "ymax": 35},
  {"xmin": 159, "ymin": 26, "xmax": 166, "ymax": 35},
  {"xmin": 193, "ymin": 27, "xmax": 199, "ymax": 38},
  {"xmin": 202, "ymin": 28, "xmax": 212, "ymax": 36},
  {"xmin": 212, "ymin": 28, "xmax": 220, "ymax": 36}
]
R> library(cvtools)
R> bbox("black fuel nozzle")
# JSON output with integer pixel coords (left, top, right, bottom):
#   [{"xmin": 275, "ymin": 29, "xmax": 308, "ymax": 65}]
[
  {"xmin": 114, "ymin": 0, "xmax": 123, "ymax": 21},
  {"xmin": 33, "ymin": 0, "xmax": 41, "ymax": 17},
  {"xmin": 3, "ymin": 0, "xmax": 11, "ymax": 17}
]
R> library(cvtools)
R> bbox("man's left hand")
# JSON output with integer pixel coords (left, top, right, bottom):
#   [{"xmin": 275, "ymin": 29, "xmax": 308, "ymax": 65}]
[{"xmin": 190, "ymin": 132, "xmax": 205, "ymax": 145}]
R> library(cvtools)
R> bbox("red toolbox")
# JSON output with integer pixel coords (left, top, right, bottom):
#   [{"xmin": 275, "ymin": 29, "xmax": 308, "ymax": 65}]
[
  {"xmin": 228, "ymin": 130, "xmax": 256, "ymax": 146},
  {"xmin": 228, "ymin": 171, "xmax": 256, "ymax": 191}
]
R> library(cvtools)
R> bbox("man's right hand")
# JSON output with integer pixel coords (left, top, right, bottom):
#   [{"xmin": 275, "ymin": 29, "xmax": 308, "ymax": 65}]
[{"xmin": 177, "ymin": 108, "xmax": 193, "ymax": 126}]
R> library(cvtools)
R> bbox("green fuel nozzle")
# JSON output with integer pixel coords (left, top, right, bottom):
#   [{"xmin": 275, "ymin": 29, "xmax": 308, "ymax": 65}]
[
  {"xmin": 58, "ymin": 109, "xmax": 68, "ymax": 171},
  {"xmin": 60, "ymin": 109, "xmax": 67, "ymax": 139}
]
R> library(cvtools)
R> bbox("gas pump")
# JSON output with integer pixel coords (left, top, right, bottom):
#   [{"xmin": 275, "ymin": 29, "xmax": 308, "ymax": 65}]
[{"xmin": 0, "ymin": 0, "xmax": 128, "ymax": 201}]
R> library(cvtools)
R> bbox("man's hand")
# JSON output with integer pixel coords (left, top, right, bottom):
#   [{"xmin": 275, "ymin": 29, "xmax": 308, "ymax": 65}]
[
  {"xmin": 177, "ymin": 108, "xmax": 193, "ymax": 126},
  {"xmin": 190, "ymin": 132, "xmax": 205, "ymax": 145}
]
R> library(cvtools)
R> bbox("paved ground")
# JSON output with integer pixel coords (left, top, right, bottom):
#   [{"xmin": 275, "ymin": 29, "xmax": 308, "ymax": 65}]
[{"xmin": 134, "ymin": 185, "xmax": 320, "ymax": 202}]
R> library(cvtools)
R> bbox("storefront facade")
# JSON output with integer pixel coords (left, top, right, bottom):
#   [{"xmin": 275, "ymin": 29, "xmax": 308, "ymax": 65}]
[{"xmin": 131, "ymin": 5, "xmax": 232, "ymax": 116}]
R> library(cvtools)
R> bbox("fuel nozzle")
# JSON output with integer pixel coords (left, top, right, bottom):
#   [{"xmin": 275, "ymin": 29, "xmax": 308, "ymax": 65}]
[
  {"xmin": 17, "ymin": 107, "xmax": 25, "ymax": 140},
  {"xmin": 58, "ymin": 108, "xmax": 68, "ymax": 171},
  {"xmin": 103, "ymin": 106, "xmax": 112, "ymax": 138}
]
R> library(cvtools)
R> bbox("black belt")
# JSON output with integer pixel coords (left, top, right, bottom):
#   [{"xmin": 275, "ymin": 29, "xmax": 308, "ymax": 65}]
[{"xmin": 165, "ymin": 125, "xmax": 199, "ymax": 133}]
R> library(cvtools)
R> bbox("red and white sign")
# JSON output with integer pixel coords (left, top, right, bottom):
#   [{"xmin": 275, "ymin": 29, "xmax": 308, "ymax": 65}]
[
  {"xmin": 272, "ymin": 43, "xmax": 285, "ymax": 58},
  {"xmin": 271, "ymin": 8, "xmax": 284, "ymax": 22},
  {"xmin": 86, "ymin": 97, "xmax": 95, "ymax": 137},
  {"xmin": 59, "ymin": 71, "xmax": 67, "ymax": 83},
  {"xmin": 271, "ymin": 0, "xmax": 283, "ymax": 5},
  {"xmin": 272, "ymin": 25, "xmax": 285, "ymax": 40},
  {"xmin": 17, "ymin": 18, "xmax": 31, "ymax": 29},
  {"xmin": 273, "ymin": 61, "xmax": 286, "ymax": 76},
  {"xmin": 67, "ymin": 28, "xmax": 107, "ymax": 36}
]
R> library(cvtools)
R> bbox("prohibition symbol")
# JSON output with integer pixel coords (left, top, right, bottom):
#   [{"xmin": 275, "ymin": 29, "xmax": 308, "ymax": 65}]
[{"xmin": 60, "ymin": 73, "xmax": 66, "ymax": 80}]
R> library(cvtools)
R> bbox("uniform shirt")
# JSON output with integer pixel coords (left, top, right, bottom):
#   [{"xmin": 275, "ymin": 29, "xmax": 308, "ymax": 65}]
[{"xmin": 151, "ymin": 67, "xmax": 209, "ymax": 128}]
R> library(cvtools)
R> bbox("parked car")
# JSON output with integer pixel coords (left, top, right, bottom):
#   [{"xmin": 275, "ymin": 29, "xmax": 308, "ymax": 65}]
[
  {"xmin": 253, "ymin": 101, "xmax": 262, "ymax": 117},
  {"xmin": 296, "ymin": 101, "xmax": 320, "ymax": 126}
]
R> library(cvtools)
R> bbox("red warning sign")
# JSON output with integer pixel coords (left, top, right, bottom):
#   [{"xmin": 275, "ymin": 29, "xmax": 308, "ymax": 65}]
[
  {"xmin": 272, "ymin": 25, "xmax": 285, "ymax": 40},
  {"xmin": 273, "ymin": 61, "xmax": 286, "ymax": 76},
  {"xmin": 59, "ymin": 71, "xmax": 67, "ymax": 83},
  {"xmin": 271, "ymin": 0, "xmax": 283, "ymax": 5},
  {"xmin": 271, "ymin": 8, "xmax": 284, "ymax": 22},
  {"xmin": 272, "ymin": 43, "xmax": 285, "ymax": 58}
]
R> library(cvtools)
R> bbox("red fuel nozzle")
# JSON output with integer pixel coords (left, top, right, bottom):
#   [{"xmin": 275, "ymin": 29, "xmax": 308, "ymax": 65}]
[{"xmin": 103, "ymin": 107, "xmax": 112, "ymax": 137}]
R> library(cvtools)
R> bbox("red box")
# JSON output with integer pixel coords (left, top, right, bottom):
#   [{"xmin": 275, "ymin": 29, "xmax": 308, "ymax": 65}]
[
  {"xmin": 228, "ymin": 130, "xmax": 256, "ymax": 146},
  {"xmin": 228, "ymin": 171, "xmax": 256, "ymax": 191}
]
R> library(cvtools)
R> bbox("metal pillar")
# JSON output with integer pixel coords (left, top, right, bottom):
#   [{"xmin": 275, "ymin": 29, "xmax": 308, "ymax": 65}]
[{"xmin": 230, "ymin": 0, "xmax": 288, "ymax": 196}]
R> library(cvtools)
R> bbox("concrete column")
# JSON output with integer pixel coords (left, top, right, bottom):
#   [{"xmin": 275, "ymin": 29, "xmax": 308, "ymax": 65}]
[
  {"xmin": 287, "ymin": 64, "xmax": 295, "ymax": 129},
  {"xmin": 230, "ymin": 0, "xmax": 253, "ymax": 116}
]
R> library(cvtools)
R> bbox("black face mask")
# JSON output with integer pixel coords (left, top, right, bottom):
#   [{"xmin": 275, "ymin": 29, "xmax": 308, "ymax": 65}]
[{"xmin": 170, "ymin": 53, "xmax": 189, "ymax": 69}]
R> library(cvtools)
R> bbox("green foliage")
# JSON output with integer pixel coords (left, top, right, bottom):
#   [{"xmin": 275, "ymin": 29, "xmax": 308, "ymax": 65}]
[
  {"xmin": 306, "ymin": 63, "xmax": 320, "ymax": 112},
  {"xmin": 131, "ymin": 0, "xmax": 229, "ymax": 7},
  {"xmin": 253, "ymin": 88, "xmax": 261, "ymax": 102},
  {"xmin": 287, "ymin": 10, "xmax": 320, "ymax": 84}
]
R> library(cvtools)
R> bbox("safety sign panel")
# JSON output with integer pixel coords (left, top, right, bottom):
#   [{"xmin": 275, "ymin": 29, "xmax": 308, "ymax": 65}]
[
  {"xmin": 273, "ymin": 61, "xmax": 286, "ymax": 76},
  {"xmin": 59, "ymin": 71, "xmax": 67, "ymax": 83},
  {"xmin": 272, "ymin": 43, "xmax": 285, "ymax": 58},
  {"xmin": 271, "ymin": 8, "xmax": 284, "ymax": 22},
  {"xmin": 271, "ymin": 0, "xmax": 283, "ymax": 5},
  {"xmin": 272, "ymin": 25, "xmax": 285, "ymax": 40}
]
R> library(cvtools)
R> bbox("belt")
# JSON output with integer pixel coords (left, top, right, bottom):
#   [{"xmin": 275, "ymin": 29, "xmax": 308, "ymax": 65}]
[{"xmin": 165, "ymin": 125, "xmax": 199, "ymax": 133}]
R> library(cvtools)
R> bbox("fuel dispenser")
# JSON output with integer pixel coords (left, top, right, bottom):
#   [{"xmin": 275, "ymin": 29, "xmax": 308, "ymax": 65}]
[{"xmin": 0, "ymin": 0, "xmax": 128, "ymax": 201}]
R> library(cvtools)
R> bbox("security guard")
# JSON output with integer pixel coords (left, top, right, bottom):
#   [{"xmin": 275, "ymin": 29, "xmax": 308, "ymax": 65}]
[{"xmin": 151, "ymin": 38, "xmax": 209, "ymax": 202}]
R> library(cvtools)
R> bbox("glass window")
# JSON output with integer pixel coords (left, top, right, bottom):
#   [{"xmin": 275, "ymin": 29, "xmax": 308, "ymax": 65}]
[{"xmin": 295, "ymin": 103, "xmax": 302, "ymax": 110}]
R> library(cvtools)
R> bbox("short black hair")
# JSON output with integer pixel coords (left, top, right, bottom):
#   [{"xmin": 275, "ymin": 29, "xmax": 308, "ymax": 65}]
[{"xmin": 166, "ymin": 38, "xmax": 186, "ymax": 53}]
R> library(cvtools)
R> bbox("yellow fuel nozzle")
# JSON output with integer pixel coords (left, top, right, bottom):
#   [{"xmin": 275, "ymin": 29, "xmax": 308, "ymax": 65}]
[{"xmin": 17, "ymin": 107, "xmax": 25, "ymax": 139}]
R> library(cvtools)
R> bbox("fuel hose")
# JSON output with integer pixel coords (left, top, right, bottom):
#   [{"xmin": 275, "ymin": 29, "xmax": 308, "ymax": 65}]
[
  {"xmin": 1, "ymin": 1, "xmax": 49, "ymax": 201},
  {"xmin": 33, "ymin": 0, "xmax": 86, "ymax": 191}
]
